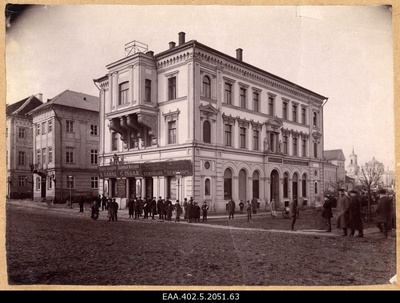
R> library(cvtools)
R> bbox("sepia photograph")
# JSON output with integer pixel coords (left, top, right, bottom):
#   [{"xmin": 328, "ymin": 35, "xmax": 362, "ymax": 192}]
[{"xmin": 2, "ymin": 2, "xmax": 398, "ymax": 291}]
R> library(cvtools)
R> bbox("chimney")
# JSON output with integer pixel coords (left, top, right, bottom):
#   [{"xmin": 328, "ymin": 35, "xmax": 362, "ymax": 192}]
[
  {"xmin": 178, "ymin": 32, "xmax": 186, "ymax": 45},
  {"xmin": 169, "ymin": 41, "xmax": 176, "ymax": 49},
  {"xmin": 146, "ymin": 50, "xmax": 154, "ymax": 57},
  {"xmin": 36, "ymin": 93, "xmax": 43, "ymax": 102},
  {"xmin": 236, "ymin": 48, "xmax": 243, "ymax": 61}
]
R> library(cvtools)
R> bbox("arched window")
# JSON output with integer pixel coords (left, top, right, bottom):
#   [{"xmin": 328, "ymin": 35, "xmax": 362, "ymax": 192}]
[
  {"xmin": 302, "ymin": 173, "xmax": 307, "ymax": 198},
  {"xmin": 252, "ymin": 171, "xmax": 259, "ymax": 199},
  {"xmin": 313, "ymin": 112, "xmax": 318, "ymax": 127},
  {"xmin": 224, "ymin": 168, "xmax": 232, "ymax": 200},
  {"xmin": 205, "ymin": 178, "xmax": 211, "ymax": 196},
  {"xmin": 203, "ymin": 120, "xmax": 211, "ymax": 143},
  {"xmin": 283, "ymin": 172, "xmax": 289, "ymax": 198},
  {"xmin": 203, "ymin": 76, "xmax": 211, "ymax": 98}
]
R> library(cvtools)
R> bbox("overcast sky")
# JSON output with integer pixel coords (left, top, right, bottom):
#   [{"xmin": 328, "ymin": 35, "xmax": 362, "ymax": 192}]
[{"xmin": 5, "ymin": 5, "xmax": 395, "ymax": 169}]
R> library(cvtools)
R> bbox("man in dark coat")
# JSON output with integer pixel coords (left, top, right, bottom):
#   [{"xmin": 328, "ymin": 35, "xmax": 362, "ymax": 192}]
[
  {"xmin": 112, "ymin": 198, "xmax": 119, "ymax": 221},
  {"xmin": 187, "ymin": 200, "xmax": 193, "ymax": 223},
  {"xmin": 336, "ymin": 189, "xmax": 351, "ymax": 236},
  {"xmin": 157, "ymin": 196, "xmax": 164, "ymax": 220},
  {"xmin": 228, "ymin": 198, "xmax": 236, "ymax": 220},
  {"xmin": 322, "ymin": 195, "xmax": 333, "ymax": 232},
  {"xmin": 78, "ymin": 195, "xmax": 84, "ymax": 213},
  {"xmin": 375, "ymin": 189, "xmax": 393, "ymax": 238},
  {"xmin": 151, "ymin": 197, "xmax": 157, "ymax": 220},
  {"xmin": 348, "ymin": 190, "xmax": 363, "ymax": 237},
  {"xmin": 289, "ymin": 198, "xmax": 298, "ymax": 231},
  {"xmin": 101, "ymin": 194, "xmax": 107, "ymax": 211},
  {"xmin": 183, "ymin": 198, "xmax": 188, "ymax": 219},
  {"xmin": 201, "ymin": 201, "xmax": 209, "ymax": 222},
  {"xmin": 251, "ymin": 196, "xmax": 258, "ymax": 215},
  {"xmin": 128, "ymin": 196, "xmax": 135, "ymax": 219}
]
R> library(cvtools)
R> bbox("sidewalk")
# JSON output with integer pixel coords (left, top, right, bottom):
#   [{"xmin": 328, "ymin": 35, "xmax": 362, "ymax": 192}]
[{"xmin": 6, "ymin": 199, "xmax": 394, "ymax": 239}]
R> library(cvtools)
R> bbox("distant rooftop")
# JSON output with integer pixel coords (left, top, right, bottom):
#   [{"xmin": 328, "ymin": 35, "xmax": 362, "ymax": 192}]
[
  {"xmin": 324, "ymin": 149, "xmax": 346, "ymax": 161},
  {"xmin": 6, "ymin": 95, "xmax": 43, "ymax": 117}
]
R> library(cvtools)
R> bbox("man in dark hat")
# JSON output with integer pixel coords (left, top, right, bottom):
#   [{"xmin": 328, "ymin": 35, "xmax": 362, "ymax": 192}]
[
  {"xmin": 336, "ymin": 188, "xmax": 351, "ymax": 236},
  {"xmin": 375, "ymin": 189, "xmax": 393, "ymax": 238},
  {"xmin": 348, "ymin": 190, "xmax": 363, "ymax": 237},
  {"xmin": 322, "ymin": 195, "xmax": 333, "ymax": 232}
]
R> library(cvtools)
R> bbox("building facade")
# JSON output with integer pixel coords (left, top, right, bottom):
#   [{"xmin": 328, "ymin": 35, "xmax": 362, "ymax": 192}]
[
  {"xmin": 6, "ymin": 95, "xmax": 43, "ymax": 199},
  {"xmin": 28, "ymin": 90, "xmax": 100, "ymax": 202},
  {"xmin": 323, "ymin": 149, "xmax": 346, "ymax": 192},
  {"xmin": 94, "ymin": 32, "xmax": 328, "ymax": 211}
]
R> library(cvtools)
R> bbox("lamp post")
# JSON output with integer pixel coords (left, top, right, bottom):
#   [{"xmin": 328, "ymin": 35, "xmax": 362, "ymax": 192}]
[
  {"xmin": 175, "ymin": 171, "xmax": 182, "ymax": 202},
  {"xmin": 68, "ymin": 175, "xmax": 73, "ymax": 208}
]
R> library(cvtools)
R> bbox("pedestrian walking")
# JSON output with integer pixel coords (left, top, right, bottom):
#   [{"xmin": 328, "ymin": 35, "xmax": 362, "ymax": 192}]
[
  {"xmin": 251, "ymin": 196, "xmax": 258, "ymax": 215},
  {"xmin": 175, "ymin": 200, "xmax": 182, "ymax": 222},
  {"xmin": 348, "ymin": 190, "xmax": 363, "ymax": 237},
  {"xmin": 270, "ymin": 198, "xmax": 277, "ymax": 218},
  {"xmin": 183, "ymin": 198, "xmax": 188, "ymax": 219},
  {"xmin": 107, "ymin": 198, "xmax": 114, "ymax": 222},
  {"xmin": 194, "ymin": 202, "xmax": 201, "ymax": 222},
  {"xmin": 187, "ymin": 199, "xmax": 193, "ymax": 223},
  {"xmin": 336, "ymin": 189, "xmax": 351, "ymax": 236},
  {"xmin": 375, "ymin": 189, "xmax": 393, "ymax": 238},
  {"xmin": 246, "ymin": 200, "xmax": 252, "ymax": 222},
  {"xmin": 128, "ymin": 196, "xmax": 134, "ymax": 219},
  {"xmin": 289, "ymin": 198, "xmax": 298, "ymax": 231},
  {"xmin": 228, "ymin": 198, "xmax": 235, "ymax": 220},
  {"xmin": 322, "ymin": 195, "xmax": 333, "ymax": 232},
  {"xmin": 112, "ymin": 198, "xmax": 119, "ymax": 221},
  {"xmin": 151, "ymin": 197, "xmax": 157, "ymax": 220},
  {"xmin": 201, "ymin": 201, "xmax": 209, "ymax": 222},
  {"xmin": 78, "ymin": 195, "xmax": 84, "ymax": 213},
  {"xmin": 101, "ymin": 194, "xmax": 107, "ymax": 211},
  {"xmin": 239, "ymin": 200, "xmax": 244, "ymax": 214}
]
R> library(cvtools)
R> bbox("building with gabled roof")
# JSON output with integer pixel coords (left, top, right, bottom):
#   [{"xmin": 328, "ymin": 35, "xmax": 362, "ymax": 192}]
[
  {"xmin": 6, "ymin": 94, "xmax": 43, "ymax": 199},
  {"xmin": 28, "ymin": 90, "xmax": 99, "ymax": 203}
]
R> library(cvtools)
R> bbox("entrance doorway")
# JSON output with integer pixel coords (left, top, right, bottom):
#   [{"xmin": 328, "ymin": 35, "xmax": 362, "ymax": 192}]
[
  {"xmin": 145, "ymin": 177, "xmax": 153, "ymax": 198},
  {"xmin": 239, "ymin": 169, "xmax": 247, "ymax": 203},
  {"xmin": 128, "ymin": 178, "xmax": 136, "ymax": 198},
  {"xmin": 270, "ymin": 170, "xmax": 279, "ymax": 205},
  {"xmin": 41, "ymin": 176, "xmax": 46, "ymax": 198}
]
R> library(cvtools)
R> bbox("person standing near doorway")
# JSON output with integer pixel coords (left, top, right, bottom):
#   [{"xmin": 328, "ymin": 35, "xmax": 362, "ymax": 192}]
[{"xmin": 322, "ymin": 195, "xmax": 333, "ymax": 232}]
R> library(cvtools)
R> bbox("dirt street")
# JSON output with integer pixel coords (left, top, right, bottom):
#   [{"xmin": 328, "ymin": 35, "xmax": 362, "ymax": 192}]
[{"xmin": 5, "ymin": 201, "xmax": 396, "ymax": 287}]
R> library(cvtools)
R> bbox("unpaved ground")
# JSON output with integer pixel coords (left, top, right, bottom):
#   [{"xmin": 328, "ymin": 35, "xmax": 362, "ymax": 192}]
[{"xmin": 5, "ymin": 202, "xmax": 396, "ymax": 287}]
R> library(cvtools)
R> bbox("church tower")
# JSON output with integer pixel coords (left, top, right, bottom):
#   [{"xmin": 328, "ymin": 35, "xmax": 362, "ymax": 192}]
[{"xmin": 346, "ymin": 147, "xmax": 360, "ymax": 177}]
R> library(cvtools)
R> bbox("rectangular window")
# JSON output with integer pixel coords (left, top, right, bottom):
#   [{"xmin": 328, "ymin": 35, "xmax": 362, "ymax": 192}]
[
  {"xmin": 293, "ymin": 137, "xmax": 298, "ymax": 156},
  {"xmin": 253, "ymin": 130, "xmax": 259, "ymax": 150},
  {"xmin": 168, "ymin": 121, "xmax": 176, "ymax": 144},
  {"xmin": 240, "ymin": 87, "xmax": 246, "ymax": 109},
  {"xmin": 302, "ymin": 139, "xmax": 307, "ymax": 157},
  {"xmin": 283, "ymin": 102, "xmax": 288, "ymax": 119},
  {"xmin": 67, "ymin": 176, "xmax": 75, "ymax": 189},
  {"xmin": 36, "ymin": 177, "xmax": 41, "ymax": 190},
  {"xmin": 18, "ymin": 128, "xmax": 26, "ymax": 138},
  {"xmin": 168, "ymin": 77, "xmax": 176, "ymax": 100},
  {"xmin": 314, "ymin": 142, "xmax": 318, "ymax": 158},
  {"xmin": 111, "ymin": 132, "xmax": 118, "ymax": 151},
  {"xmin": 301, "ymin": 107, "xmax": 306, "ymax": 124},
  {"xmin": 42, "ymin": 148, "xmax": 46, "ymax": 164},
  {"xmin": 292, "ymin": 104, "xmax": 298, "ymax": 123},
  {"xmin": 91, "ymin": 149, "xmax": 98, "ymax": 164},
  {"xmin": 145, "ymin": 79, "xmax": 151, "ymax": 102},
  {"xmin": 48, "ymin": 147, "xmax": 53, "ymax": 163},
  {"xmin": 66, "ymin": 120, "xmax": 74, "ymax": 133},
  {"xmin": 37, "ymin": 124, "xmax": 40, "ymax": 136},
  {"xmin": 224, "ymin": 124, "xmax": 232, "ymax": 147},
  {"xmin": 90, "ymin": 124, "xmax": 98, "ymax": 136},
  {"xmin": 283, "ymin": 135, "xmax": 288, "ymax": 154},
  {"xmin": 42, "ymin": 122, "xmax": 46, "ymax": 135},
  {"xmin": 36, "ymin": 149, "xmax": 41, "ymax": 165},
  {"xmin": 18, "ymin": 151, "xmax": 25, "ymax": 166},
  {"xmin": 48, "ymin": 120, "xmax": 52, "ymax": 132},
  {"xmin": 253, "ymin": 92, "xmax": 259, "ymax": 112},
  {"xmin": 91, "ymin": 177, "xmax": 99, "ymax": 189},
  {"xmin": 119, "ymin": 82, "xmax": 129, "ymax": 105},
  {"xmin": 18, "ymin": 177, "xmax": 26, "ymax": 187},
  {"xmin": 66, "ymin": 147, "xmax": 74, "ymax": 163},
  {"xmin": 240, "ymin": 127, "xmax": 246, "ymax": 148},
  {"xmin": 268, "ymin": 96, "xmax": 274, "ymax": 115},
  {"xmin": 224, "ymin": 83, "xmax": 232, "ymax": 105}
]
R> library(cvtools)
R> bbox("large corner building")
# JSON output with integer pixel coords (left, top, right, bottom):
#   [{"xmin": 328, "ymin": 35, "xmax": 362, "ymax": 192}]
[{"xmin": 94, "ymin": 32, "xmax": 328, "ymax": 211}]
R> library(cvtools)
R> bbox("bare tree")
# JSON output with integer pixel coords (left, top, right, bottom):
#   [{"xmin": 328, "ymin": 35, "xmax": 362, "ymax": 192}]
[{"xmin": 358, "ymin": 161, "xmax": 384, "ymax": 222}]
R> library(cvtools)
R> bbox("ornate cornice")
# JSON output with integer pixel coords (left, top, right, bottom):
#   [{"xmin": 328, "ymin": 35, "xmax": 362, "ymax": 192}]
[
  {"xmin": 157, "ymin": 52, "xmax": 193, "ymax": 69},
  {"xmin": 236, "ymin": 117, "xmax": 249, "ymax": 128},
  {"xmin": 250, "ymin": 119, "xmax": 263, "ymax": 131},
  {"xmin": 222, "ymin": 113, "xmax": 236, "ymax": 125},
  {"xmin": 162, "ymin": 109, "xmax": 180, "ymax": 122}
]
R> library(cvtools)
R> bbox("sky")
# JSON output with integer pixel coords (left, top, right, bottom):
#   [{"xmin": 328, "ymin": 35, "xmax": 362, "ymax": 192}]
[{"xmin": 4, "ymin": 5, "xmax": 395, "ymax": 170}]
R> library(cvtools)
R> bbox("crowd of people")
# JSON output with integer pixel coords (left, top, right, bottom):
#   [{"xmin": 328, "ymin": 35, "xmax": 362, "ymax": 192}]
[{"xmin": 84, "ymin": 189, "xmax": 395, "ymax": 239}]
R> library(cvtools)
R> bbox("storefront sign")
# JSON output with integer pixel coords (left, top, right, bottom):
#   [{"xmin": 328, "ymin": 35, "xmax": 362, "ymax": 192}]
[
  {"xmin": 283, "ymin": 159, "xmax": 309, "ymax": 166},
  {"xmin": 268, "ymin": 157, "xmax": 283, "ymax": 163},
  {"xmin": 98, "ymin": 160, "xmax": 192, "ymax": 178}
]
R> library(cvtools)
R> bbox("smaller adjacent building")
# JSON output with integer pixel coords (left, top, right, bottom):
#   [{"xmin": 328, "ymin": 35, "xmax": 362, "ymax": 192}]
[
  {"xmin": 6, "ymin": 94, "xmax": 43, "ymax": 199},
  {"xmin": 323, "ymin": 149, "xmax": 346, "ymax": 192},
  {"xmin": 28, "ymin": 90, "xmax": 99, "ymax": 202}
]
